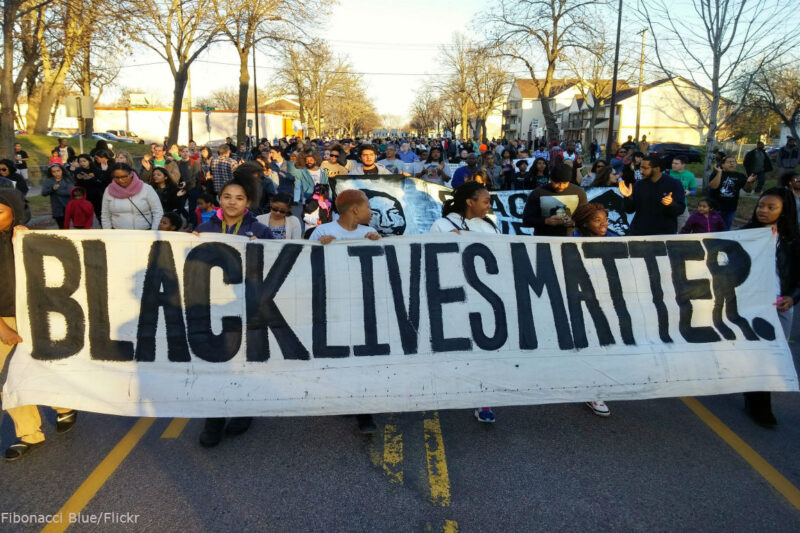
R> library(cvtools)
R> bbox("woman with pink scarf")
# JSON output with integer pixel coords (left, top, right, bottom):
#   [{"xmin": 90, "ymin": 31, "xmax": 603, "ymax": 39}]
[{"xmin": 101, "ymin": 163, "xmax": 163, "ymax": 230}]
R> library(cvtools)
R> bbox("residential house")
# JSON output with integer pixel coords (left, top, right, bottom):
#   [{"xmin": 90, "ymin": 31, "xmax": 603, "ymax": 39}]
[{"xmin": 501, "ymin": 79, "xmax": 591, "ymax": 142}]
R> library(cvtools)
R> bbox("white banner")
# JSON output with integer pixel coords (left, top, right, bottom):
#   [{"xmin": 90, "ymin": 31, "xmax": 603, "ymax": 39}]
[
  {"xmin": 332, "ymin": 176, "xmax": 632, "ymax": 236},
  {"xmin": 3, "ymin": 229, "xmax": 796, "ymax": 417}
]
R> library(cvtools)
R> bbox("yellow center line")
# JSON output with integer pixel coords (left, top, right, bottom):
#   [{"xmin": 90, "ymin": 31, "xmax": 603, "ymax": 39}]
[
  {"xmin": 160, "ymin": 418, "xmax": 189, "ymax": 439},
  {"xmin": 41, "ymin": 417, "xmax": 155, "ymax": 533},
  {"xmin": 423, "ymin": 411, "xmax": 451, "ymax": 506},
  {"xmin": 681, "ymin": 397, "xmax": 800, "ymax": 510},
  {"xmin": 382, "ymin": 422, "xmax": 403, "ymax": 484},
  {"xmin": 443, "ymin": 519, "xmax": 459, "ymax": 533}
]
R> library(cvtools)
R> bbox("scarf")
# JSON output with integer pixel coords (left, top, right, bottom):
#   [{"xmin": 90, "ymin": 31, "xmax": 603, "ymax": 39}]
[{"xmin": 107, "ymin": 175, "xmax": 145, "ymax": 199}]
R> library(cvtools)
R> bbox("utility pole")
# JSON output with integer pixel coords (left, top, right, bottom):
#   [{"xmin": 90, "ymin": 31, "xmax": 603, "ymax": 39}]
[
  {"xmin": 605, "ymin": 0, "xmax": 623, "ymax": 161},
  {"xmin": 187, "ymin": 67, "xmax": 194, "ymax": 143},
  {"xmin": 635, "ymin": 28, "xmax": 647, "ymax": 145},
  {"xmin": 252, "ymin": 46, "xmax": 260, "ymax": 142}
]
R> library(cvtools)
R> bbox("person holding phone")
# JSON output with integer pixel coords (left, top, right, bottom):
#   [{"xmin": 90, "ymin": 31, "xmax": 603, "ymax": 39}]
[{"xmin": 708, "ymin": 154, "xmax": 757, "ymax": 229}]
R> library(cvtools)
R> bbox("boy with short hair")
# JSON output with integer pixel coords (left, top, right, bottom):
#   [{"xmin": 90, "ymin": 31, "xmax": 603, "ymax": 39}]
[
  {"xmin": 309, "ymin": 189, "xmax": 380, "ymax": 433},
  {"xmin": 194, "ymin": 193, "xmax": 217, "ymax": 228}
]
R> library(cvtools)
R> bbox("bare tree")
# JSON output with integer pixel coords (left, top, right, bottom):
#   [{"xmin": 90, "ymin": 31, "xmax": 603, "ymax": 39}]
[
  {"xmin": 750, "ymin": 61, "xmax": 800, "ymax": 142},
  {"xmin": 272, "ymin": 40, "xmax": 352, "ymax": 137},
  {"xmin": 409, "ymin": 84, "xmax": 442, "ymax": 136},
  {"xmin": 466, "ymin": 48, "xmax": 510, "ymax": 142},
  {"xmin": 1, "ymin": 0, "xmax": 52, "ymax": 154},
  {"xmin": 563, "ymin": 20, "xmax": 632, "ymax": 146},
  {"xmin": 438, "ymin": 33, "xmax": 474, "ymax": 139},
  {"xmin": 640, "ymin": 0, "xmax": 800, "ymax": 182},
  {"xmin": 125, "ymin": 0, "xmax": 222, "ymax": 145},
  {"xmin": 482, "ymin": 0, "xmax": 596, "ymax": 141},
  {"xmin": 212, "ymin": 0, "xmax": 324, "ymax": 144}
]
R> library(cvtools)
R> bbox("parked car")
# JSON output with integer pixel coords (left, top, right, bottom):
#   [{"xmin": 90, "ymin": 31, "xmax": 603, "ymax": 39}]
[
  {"xmin": 13, "ymin": 130, "xmax": 26, "ymax": 135},
  {"xmin": 47, "ymin": 131, "xmax": 71, "ymax": 138},
  {"xmin": 70, "ymin": 133, "xmax": 113, "ymax": 150},
  {"xmin": 106, "ymin": 130, "xmax": 145, "ymax": 144},
  {"xmin": 647, "ymin": 142, "xmax": 703, "ymax": 166},
  {"xmin": 96, "ymin": 131, "xmax": 135, "ymax": 143}
]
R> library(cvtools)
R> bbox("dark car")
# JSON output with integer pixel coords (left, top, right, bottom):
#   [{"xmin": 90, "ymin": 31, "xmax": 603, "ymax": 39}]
[{"xmin": 647, "ymin": 142, "xmax": 703, "ymax": 167}]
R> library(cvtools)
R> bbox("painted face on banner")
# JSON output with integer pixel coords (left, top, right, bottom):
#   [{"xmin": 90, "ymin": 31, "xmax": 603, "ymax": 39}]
[{"xmin": 364, "ymin": 190, "xmax": 406, "ymax": 236}]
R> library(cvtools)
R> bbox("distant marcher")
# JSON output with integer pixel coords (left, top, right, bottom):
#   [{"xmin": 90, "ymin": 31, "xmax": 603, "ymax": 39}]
[
  {"xmin": 708, "ymin": 155, "xmax": 757, "ymax": 229},
  {"xmin": 13, "ymin": 143, "xmax": 28, "ymax": 181},
  {"xmin": 679, "ymin": 198, "xmax": 726, "ymax": 234},
  {"xmin": 777, "ymin": 137, "xmax": 800, "ymax": 171},
  {"xmin": 41, "ymin": 164, "xmax": 74, "ymax": 228},
  {"xmin": 743, "ymin": 141, "xmax": 773, "ymax": 194}
]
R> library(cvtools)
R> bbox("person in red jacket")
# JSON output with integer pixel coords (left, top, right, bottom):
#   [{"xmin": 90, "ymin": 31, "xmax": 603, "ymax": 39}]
[{"xmin": 63, "ymin": 186, "xmax": 95, "ymax": 229}]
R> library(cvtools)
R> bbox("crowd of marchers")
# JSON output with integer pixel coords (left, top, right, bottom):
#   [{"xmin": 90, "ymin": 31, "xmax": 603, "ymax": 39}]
[{"xmin": 0, "ymin": 133, "xmax": 798, "ymax": 459}]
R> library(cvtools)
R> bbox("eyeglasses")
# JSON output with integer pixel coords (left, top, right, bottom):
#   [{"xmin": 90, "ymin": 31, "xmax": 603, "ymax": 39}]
[
  {"xmin": 0, "ymin": 168, "xmax": 8, "ymax": 172},
  {"xmin": 271, "ymin": 207, "xmax": 291, "ymax": 215},
  {"xmin": 330, "ymin": 154, "xmax": 338, "ymax": 158}
]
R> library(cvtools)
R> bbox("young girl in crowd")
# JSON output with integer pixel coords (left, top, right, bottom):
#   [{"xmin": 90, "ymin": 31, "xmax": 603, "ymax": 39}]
[
  {"xmin": 303, "ymin": 183, "xmax": 334, "ymax": 235},
  {"xmin": 74, "ymin": 153, "xmax": 107, "ymax": 221},
  {"xmin": 49, "ymin": 149, "xmax": 63, "ymax": 165},
  {"xmin": 429, "ymin": 181, "xmax": 499, "ymax": 423},
  {"xmin": 740, "ymin": 188, "xmax": 800, "ymax": 428},
  {"xmin": 530, "ymin": 157, "xmax": 549, "ymax": 188},
  {"xmin": 571, "ymin": 202, "xmax": 617, "ymax": 417},
  {"xmin": 41, "ymin": 164, "xmax": 74, "ymax": 228},
  {"xmin": 0, "ymin": 188, "xmax": 77, "ymax": 461},
  {"xmin": 194, "ymin": 174, "xmax": 276, "ymax": 448},
  {"xmin": 679, "ymin": 198, "xmax": 726, "ymax": 234},
  {"xmin": 63, "ymin": 186, "xmax": 95, "ymax": 229},
  {"xmin": 256, "ymin": 193, "xmax": 302, "ymax": 239},
  {"xmin": 194, "ymin": 193, "xmax": 217, "ymax": 227}
]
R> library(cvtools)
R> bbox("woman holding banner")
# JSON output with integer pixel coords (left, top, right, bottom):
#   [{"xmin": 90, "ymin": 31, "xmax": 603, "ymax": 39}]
[
  {"xmin": 194, "ymin": 171, "xmax": 276, "ymax": 446},
  {"xmin": 740, "ymin": 188, "xmax": 800, "ymax": 428},
  {"xmin": 571, "ymin": 202, "xmax": 619, "ymax": 417},
  {"xmin": 429, "ymin": 182, "xmax": 500, "ymax": 423}
]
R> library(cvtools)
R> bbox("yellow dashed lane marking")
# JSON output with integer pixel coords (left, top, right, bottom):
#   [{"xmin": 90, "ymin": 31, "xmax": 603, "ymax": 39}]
[
  {"xmin": 160, "ymin": 418, "xmax": 189, "ymax": 439},
  {"xmin": 382, "ymin": 422, "xmax": 404, "ymax": 484},
  {"xmin": 423, "ymin": 411, "xmax": 451, "ymax": 506}
]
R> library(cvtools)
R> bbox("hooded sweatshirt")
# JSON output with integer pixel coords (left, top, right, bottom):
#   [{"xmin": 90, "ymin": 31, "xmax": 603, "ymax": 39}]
[
  {"xmin": 64, "ymin": 186, "xmax": 95, "ymax": 229},
  {"xmin": 0, "ymin": 188, "xmax": 26, "ymax": 316}
]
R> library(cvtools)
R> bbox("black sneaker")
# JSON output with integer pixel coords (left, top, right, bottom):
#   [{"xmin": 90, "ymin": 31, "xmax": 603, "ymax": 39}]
[
  {"xmin": 4, "ymin": 440, "xmax": 43, "ymax": 461},
  {"xmin": 56, "ymin": 410, "xmax": 78, "ymax": 434},
  {"xmin": 199, "ymin": 418, "xmax": 226, "ymax": 447},
  {"xmin": 356, "ymin": 414, "xmax": 377, "ymax": 434},
  {"xmin": 224, "ymin": 417, "xmax": 252, "ymax": 436}
]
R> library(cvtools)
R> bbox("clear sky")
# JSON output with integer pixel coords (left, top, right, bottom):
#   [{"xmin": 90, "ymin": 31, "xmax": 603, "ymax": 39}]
[{"xmin": 110, "ymin": 0, "xmax": 485, "ymax": 122}]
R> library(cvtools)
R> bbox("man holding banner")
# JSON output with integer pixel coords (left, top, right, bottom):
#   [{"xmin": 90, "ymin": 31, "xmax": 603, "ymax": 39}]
[{"xmin": 521, "ymin": 164, "xmax": 587, "ymax": 236}]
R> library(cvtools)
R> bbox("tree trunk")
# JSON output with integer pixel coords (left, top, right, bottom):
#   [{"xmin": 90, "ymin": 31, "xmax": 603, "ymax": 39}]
[
  {"xmin": 168, "ymin": 67, "xmax": 189, "ymax": 146},
  {"xmin": 25, "ymin": 88, "xmax": 41, "ymax": 134},
  {"xmin": 541, "ymin": 98, "xmax": 559, "ymax": 142},
  {"xmin": 461, "ymin": 101, "xmax": 469, "ymax": 140},
  {"xmin": 0, "ymin": 2, "xmax": 18, "ymax": 157},
  {"xmin": 702, "ymin": 94, "xmax": 721, "ymax": 188},
  {"xmin": 236, "ymin": 49, "xmax": 250, "ymax": 145},
  {"xmin": 34, "ymin": 82, "xmax": 61, "ymax": 134}
]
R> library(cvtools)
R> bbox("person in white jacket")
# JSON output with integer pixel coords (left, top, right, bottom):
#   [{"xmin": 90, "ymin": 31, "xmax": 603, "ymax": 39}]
[{"xmin": 101, "ymin": 163, "xmax": 163, "ymax": 230}]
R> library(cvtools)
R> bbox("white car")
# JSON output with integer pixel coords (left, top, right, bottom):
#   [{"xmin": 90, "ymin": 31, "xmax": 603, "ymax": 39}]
[{"xmin": 47, "ymin": 131, "xmax": 71, "ymax": 138}]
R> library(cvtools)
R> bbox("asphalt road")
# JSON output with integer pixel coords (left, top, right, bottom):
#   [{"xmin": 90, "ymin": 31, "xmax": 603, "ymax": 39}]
[{"xmin": 1, "ymin": 324, "xmax": 799, "ymax": 532}]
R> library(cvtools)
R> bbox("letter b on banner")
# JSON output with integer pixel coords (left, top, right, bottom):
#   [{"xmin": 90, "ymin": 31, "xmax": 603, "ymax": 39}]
[{"xmin": 23, "ymin": 234, "xmax": 85, "ymax": 360}]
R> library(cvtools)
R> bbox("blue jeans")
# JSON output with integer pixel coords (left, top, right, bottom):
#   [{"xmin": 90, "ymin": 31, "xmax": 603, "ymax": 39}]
[{"xmin": 720, "ymin": 210, "xmax": 736, "ymax": 230}]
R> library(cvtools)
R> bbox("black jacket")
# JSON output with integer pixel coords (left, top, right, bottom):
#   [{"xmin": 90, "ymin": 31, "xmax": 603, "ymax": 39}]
[{"xmin": 743, "ymin": 148, "xmax": 773, "ymax": 175}]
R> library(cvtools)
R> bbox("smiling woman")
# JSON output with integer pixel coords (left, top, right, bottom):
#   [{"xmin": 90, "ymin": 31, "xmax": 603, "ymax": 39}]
[{"xmin": 101, "ymin": 163, "xmax": 163, "ymax": 230}]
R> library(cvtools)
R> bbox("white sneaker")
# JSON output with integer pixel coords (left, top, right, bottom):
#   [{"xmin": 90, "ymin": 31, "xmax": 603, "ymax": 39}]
[{"xmin": 586, "ymin": 401, "xmax": 611, "ymax": 417}]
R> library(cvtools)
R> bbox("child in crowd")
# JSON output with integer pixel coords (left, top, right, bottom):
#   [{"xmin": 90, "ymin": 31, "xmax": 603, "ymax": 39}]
[
  {"xmin": 0, "ymin": 188, "xmax": 77, "ymax": 461},
  {"xmin": 680, "ymin": 198, "xmax": 726, "ymax": 234},
  {"xmin": 158, "ymin": 211, "xmax": 183, "ymax": 231},
  {"xmin": 194, "ymin": 193, "xmax": 217, "ymax": 228},
  {"xmin": 49, "ymin": 149, "xmax": 63, "ymax": 165},
  {"xmin": 256, "ymin": 192, "xmax": 302, "ymax": 239},
  {"xmin": 63, "ymin": 186, "xmax": 95, "ymax": 229},
  {"xmin": 309, "ymin": 189, "xmax": 380, "ymax": 433},
  {"xmin": 303, "ymin": 183, "xmax": 335, "ymax": 235}
]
